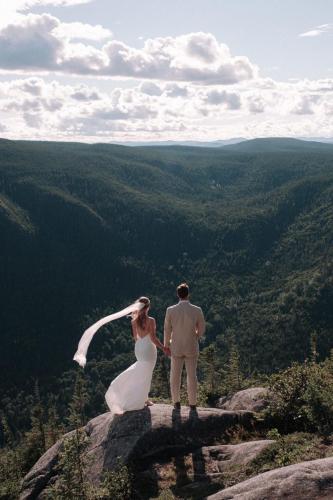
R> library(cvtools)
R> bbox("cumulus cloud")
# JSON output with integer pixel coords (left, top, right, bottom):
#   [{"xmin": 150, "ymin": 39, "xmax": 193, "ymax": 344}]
[
  {"xmin": 204, "ymin": 89, "xmax": 241, "ymax": 109},
  {"xmin": 164, "ymin": 83, "xmax": 189, "ymax": 98},
  {"xmin": 292, "ymin": 95, "xmax": 320, "ymax": 115},
  {"xmin": 17, "ymin": 77, "xmax": 44, "ymax": 95},
  {"xmin": 247, "ymin": 95, "xmax": 265, "ymax": 113},
  {"xmin": 0, "ymin": 14, "xmax": 61, "ymax": 70},
  {"xmin": 54, "ymin": 22, "xmax": 112, "ymax": 41},
  {"xmin": 5, "ymin": 0, "xmax": 94, "ymax": 12},
  {"xmin": 139, "ymin": 82, "xmax": 163, "ymax": 96},
  {"xmin": 0, "ymin": 17, "xmax": 257, "ymax": 84},
  {"xmin": 102, "ymin": 32, "xmax": 257, "ymax": 83},
  {"xmin": 299, "ymin": 23, "xmax": 333, "ymax": 38},
  {"xmin": 71, "ymin": 85, "xmax": 101, "ymax": 101},
  {"xmin": 0, "ymin": 1, "xmax": 95, "ymax": 28},
  {"xmin": 0, "ymin": 75, "xmax": 333, "ymax": 142}
]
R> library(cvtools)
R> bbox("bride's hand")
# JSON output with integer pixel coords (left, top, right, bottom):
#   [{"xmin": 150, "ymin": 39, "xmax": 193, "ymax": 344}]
[{"xmin": 163, "ymin": 346, "xmax": 171, "ymax": 357}]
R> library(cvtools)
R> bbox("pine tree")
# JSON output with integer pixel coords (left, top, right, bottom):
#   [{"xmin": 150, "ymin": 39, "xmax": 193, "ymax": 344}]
[
  {"xmin": 198, "ymin": 344, "xmax": 226, "ymax": 405},
  {"xmin": 68, "ymin": 370, "xmax": 89, "ymax": 429},
  {"xmin": 225, "ymin": 341, "xmax": 242, "ymax": 394},
  {"xmin": 45, "ymin": 396, "xmax": 63, "ymax": 449},
  {"xmin": 0, "ymin": 416, "xmax": 23, "ymax": 499},
  {"xmin": 46, "ymin": 370, "xmax": 91, "ymax": 499},
  {"xmin": 151, "ymin": 354, "xmax": 171, "ymax": 400},
  {"xmin": 310, "ymin": 330, "xmax": 318, "ymax": 363},
  {"xmin": 22, "ymin": 380, "xmax": 47, "ymax": 469}
]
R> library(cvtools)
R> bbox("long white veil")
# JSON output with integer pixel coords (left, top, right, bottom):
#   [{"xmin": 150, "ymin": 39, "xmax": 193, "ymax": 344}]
[{"xmin": 73, "ymin": 301, "xmax": 145, "ymax": 368}]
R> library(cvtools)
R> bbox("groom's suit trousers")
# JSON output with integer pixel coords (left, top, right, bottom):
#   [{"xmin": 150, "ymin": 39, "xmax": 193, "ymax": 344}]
[
  {"xmin": 164, "ymin": 300, "xmax": 205, "ymax": 406},
  {"xmin": 170, "ymin": 355, "xmax": 198, "ymax": 406}
]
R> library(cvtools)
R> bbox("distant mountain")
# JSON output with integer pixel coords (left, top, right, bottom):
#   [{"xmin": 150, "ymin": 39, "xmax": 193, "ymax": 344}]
[
  {"xmin": 222, "ymin": 137, "xmax": 333, "ymax": 153},
  {"xmin": 0, "ymin": 137, "xmax": 332, "ymax": 389},
  {"xmin": 115, "ymin": 138, "xmax": 246, "ymax": 148},
  {"xmin": 303, "ymin": 137, "xmax": 333, "ymax": 144}
]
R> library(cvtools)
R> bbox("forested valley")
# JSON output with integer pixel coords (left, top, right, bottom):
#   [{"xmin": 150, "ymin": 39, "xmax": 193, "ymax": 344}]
[{"xmin": 1, "ymin": 137, "xmax": 333, "ymax": 498}]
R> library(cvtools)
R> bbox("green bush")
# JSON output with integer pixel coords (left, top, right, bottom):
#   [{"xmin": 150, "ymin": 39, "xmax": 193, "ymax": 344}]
[{"xmin": 266, "ymin": 358, "xmax": 333, "ymax": 434}]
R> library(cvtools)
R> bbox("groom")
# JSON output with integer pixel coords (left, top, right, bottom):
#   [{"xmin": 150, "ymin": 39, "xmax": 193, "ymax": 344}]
[{"xmin": 164, "ymin": 283, "xmax": 206, "ymax": 410}]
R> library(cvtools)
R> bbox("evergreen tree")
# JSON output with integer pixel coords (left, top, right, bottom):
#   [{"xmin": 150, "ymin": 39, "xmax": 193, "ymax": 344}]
[
  {"xmin": 22, "ymin": 380, "xmax": 47, "ymax": 469},
  {"xmin": 225, "ymin": 340, "xmax": 242, "ymax": 394},
  {"xmin": 310, "ymin": 331, "xmax": 318, "ymax": 363},
  {"xmin": 68, "ymin": 370, "xmax": 89, "ymax": 429}
]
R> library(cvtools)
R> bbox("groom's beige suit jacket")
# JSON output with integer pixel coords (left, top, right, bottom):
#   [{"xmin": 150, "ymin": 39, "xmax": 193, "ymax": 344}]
[{"xmin": 164, "ymin": 300, "xmax": 206, "ymax": 357}]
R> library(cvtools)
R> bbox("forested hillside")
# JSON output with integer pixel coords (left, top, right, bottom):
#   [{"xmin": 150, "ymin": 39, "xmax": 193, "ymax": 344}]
[{"xmin": 1, "ymin": 137, "xmax": 333, "ymax": 390}]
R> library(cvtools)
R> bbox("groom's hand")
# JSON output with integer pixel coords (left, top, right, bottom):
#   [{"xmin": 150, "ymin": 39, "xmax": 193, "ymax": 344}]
[{"xmin": 163, "ymin": 346, "xmax": 171, "ymax": 357}]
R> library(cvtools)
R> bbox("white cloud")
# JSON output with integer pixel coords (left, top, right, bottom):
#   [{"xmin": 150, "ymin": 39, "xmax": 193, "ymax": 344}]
[
  {"xmin": 54, "ymin": 22, "xmax": 112, "ymax": 41},
  {"xmin": 139, "ymin": 82, "xmax": 163, "ymax": 96},
  {"xmin": 70, "ymin": 84, "xmax": 101, "ymax": 101},
  {"xmin": 164, "ymin": 83, "xmax": 189, "ymax": 98},
  {"xmin": 247, "ymin": 95, "xmax": 265, "ymax": 113},
  {"xmin": 0, "ymin": 14, "xmax": 61, "ymax": 70},
  {"xmin": 0, "ymin": 1, "xmax": 95, "ymax": 27},
  {"xmin": 0, "ymin": 74, "xmax": 333, "ymax": 142},
  {"xmin": 204, "ymin": 89, "xmax": 241, "ymax": 109},
  {"xmin": 292, "ymin": 95, "xmax": 320, "ymax": 115},
  {"xmin": 0, "ymin": 18, "xmax": 257, "ymax": 84},
  {"xmin": 17, "ymin": 77, "xmax": 44, "ymax": 95},
  {"xmin": 299, "ymin": 23, "xmax": 333, "ymax": 38},
  {"xmin": 101, "ymin": 32, "xmax": 257, "ymax": 83}
]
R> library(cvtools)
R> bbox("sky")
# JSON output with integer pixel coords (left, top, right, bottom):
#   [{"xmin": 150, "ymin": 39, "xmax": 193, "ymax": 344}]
[{"xmin": 0, "ymin": 0, "xmax": 332, "ymax": 142}]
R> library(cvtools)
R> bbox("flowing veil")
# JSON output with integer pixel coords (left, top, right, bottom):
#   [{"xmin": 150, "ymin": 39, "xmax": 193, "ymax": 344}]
[{"xmin": 73, "ymin": 301, "xmax": 145, "ymax": 368}]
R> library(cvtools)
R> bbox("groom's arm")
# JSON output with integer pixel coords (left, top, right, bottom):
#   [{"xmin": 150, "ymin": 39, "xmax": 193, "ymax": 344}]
[
  {"xmin": 196, "ymin": 308, "xmax": 206, "ymax": 338},
  {"xmin": 164, "ymin": 309, "xmax": 172, "ymax": 348}
]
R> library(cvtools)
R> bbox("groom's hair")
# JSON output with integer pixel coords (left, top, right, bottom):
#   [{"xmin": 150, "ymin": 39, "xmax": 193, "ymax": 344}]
[{"xmin": 177, "ymin": 282, "xmax": 189, "ymax": 299}]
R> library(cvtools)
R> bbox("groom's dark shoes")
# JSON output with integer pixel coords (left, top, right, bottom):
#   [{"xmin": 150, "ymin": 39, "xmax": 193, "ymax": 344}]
[{"xmin": 174, "ymin": 402, "xmax": 181, "ymax": 410}]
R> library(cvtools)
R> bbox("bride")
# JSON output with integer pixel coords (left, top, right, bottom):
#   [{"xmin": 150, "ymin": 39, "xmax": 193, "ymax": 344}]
[
  {"xmin": 106, "ymin": 296, "xmax": 167, "ymax": 413},
  {"xmin": 73, "ymin": 296, "xmax": 168, "ymax": 414}
]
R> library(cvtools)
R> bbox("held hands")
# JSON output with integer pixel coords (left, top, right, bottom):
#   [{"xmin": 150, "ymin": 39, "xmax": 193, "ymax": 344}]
[{"xmin": 163, "ymin": 346, "xmax": 171, "ymax": 357}]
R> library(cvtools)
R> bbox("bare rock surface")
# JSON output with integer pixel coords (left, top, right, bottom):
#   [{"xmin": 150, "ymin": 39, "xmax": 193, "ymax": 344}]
[
  {"xmin": 199, "ymin": 440, "xmax": 275, "ymax": 471},
  {"xmin": 156, "ymin": 440, "xmax": 275, "ymax": 499},
  {"xmin": 20, "ymin": 404, "xmax": 255, "ymax": 499},
  {"xmin": 207, "ymin": 457, "xmax": 333, "ymax": 500},
  {"xmin": 217, "ymin": 387, "xmax": 269, "ymax": 413}
]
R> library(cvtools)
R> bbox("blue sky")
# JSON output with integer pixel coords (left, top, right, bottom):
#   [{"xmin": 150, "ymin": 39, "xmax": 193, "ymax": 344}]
[{"xmin": 0, "ymin": 0, "xmax": 332, "ymax": 141}]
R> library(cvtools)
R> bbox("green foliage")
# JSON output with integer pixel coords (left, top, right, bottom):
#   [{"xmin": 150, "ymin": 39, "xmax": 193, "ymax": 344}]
[
  {"xmin": 45, "ymin": 434, "xmax": 132, "ymax": 500},
  {"xmin": 150, "ymin": 353, "xmax": 171, "ymax": 400},
  {"xmin": 20, "ymin": 381, "xmax": 48, "ymax": 470},
  {"xmin": 99, "ymin": 459, "xmax": 132, "ymax": 499},
  {"xmin": 221, "ymin": 432, "xmax": 333, "ymax": 489},
  {"xmin": 45, "ymin": 429, "xmax": 90, "ymax": 500},
  {"xmin": 0, "ymin": 447, "xmax": 24, "ymax": 499},
  {"xmin": 225, "ymin": 340, "xmax": 242, "ymax": 395},
  {"xmin": 68, "ymin": 371, "xmax": 90, "ymax": 429},
  {"xmin": 250, "ymin": 433, "xmax": 326, "ymax": 472},
  {"xmin": 266, "ymin": 358, "xmax": 333, "ymax": 434},
  {"xmin": 197, "ymin": 344, "xmax": 226, "ymax": 405}
]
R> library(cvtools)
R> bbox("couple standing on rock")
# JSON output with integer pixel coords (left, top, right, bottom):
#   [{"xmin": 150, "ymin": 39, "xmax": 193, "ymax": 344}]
[{"xmin": 74, "ymin": 282, "xmax": 206, "ymax": 413}]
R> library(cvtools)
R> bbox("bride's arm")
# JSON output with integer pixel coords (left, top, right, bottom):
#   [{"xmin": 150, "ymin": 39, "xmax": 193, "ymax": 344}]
[
  {"xmin": 131, "ymin": 319, "xmax": 137, "ymax": 341},
  {"xmin": 149, "ymin": 318, "xmax": 169, "ymax": 353}
]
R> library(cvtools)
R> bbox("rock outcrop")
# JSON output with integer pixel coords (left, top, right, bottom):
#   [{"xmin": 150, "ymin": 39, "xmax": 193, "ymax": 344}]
[
  {"xmin": 207, "ymin": 457, "xmax": 333, "ymax": 500},
  {"xmin": 20, "ymin": 404, "xmax": 255, "ymax": 499},
  {"xmin": 217, "ymin": 387, "xmax": 269, "ymax": 413},
  {"xmin": 157, "ymin": 440, "xmax": 274, "ymax": 499}
]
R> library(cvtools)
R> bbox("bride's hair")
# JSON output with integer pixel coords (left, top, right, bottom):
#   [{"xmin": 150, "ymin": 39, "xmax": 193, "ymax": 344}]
[{"xmin": 134, "ymin": 296, "xmax": 150, "ymax": 330}]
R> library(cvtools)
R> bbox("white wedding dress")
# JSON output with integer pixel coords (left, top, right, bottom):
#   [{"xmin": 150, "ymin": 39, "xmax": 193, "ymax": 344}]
[{"xmin": 105, "ymin": 333, "xmax": 157, "ymax": 414}]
